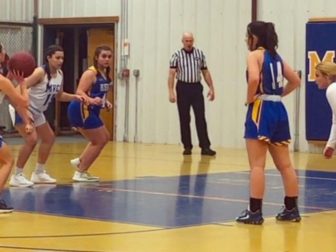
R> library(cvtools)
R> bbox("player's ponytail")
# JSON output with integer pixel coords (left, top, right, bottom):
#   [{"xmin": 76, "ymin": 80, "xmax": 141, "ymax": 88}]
[
  {"xmin": 247, "ymin": 21, "xmax": 278, "ymax": 57},
  {"xmin": 265, "ymin": 22, "xmax": 278, "ymax": 57}
]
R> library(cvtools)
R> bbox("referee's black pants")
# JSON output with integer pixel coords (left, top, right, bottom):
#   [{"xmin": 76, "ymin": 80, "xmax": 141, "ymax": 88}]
[{"xmin": 176, "ymin": 81, "xmax": 211, "ymax": 150}]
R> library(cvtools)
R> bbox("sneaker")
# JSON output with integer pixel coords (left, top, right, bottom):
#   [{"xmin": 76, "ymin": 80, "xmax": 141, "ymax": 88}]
[
  {"xmin": 72, "ymin": 171, "xmax": 99, "ymax": 182},
  {"xmin": 0, "ymin": 200, "xmax": 13, "ymax": 213},
  {"xmin": 70, "ymin": 158, "xmax": 80, "ymax": 169},
  {"xmin": 9, "ymin": 173, "xmax": 34, "ymax": 187},
  {"xmin": 201, "ymin": 148, "xmax": 216, "ymax": 156},
  {"xmin": 183, "ymin": 149, "xmax": 192, "ymax": 155},
  {"xmin": 276, "ymin": 207, "xmax": 301, "ymax": 222},
  {"xmin": 31, "ymin": 171, "xmax": 56, "ymax": 184},
  {"xmin": 236, "ymin": 209, "xmax": 264, "ymax": 225}
]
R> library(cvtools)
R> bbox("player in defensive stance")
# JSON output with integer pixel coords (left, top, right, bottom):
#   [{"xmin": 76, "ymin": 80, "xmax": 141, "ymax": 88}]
[
  {"xmin": 9, "ymin": 45, "xmax": 84, "ymax": 187},
  {"xmin": 67, "ymin": 45, "xmax": 113, "ymax": 182}
]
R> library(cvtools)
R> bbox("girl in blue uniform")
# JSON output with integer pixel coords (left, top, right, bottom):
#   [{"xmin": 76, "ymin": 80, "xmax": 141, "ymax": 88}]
[
  {"xmin": 67, "ymin": 45, "xmax": 113, "ymax": 182},
  {"xmin": 236, "ymin": 21, "xmax": 301, "ymax": 224}
]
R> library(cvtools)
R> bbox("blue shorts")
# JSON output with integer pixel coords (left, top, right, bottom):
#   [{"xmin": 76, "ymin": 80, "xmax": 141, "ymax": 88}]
[
  {"xmin": 0, "ymin": 135, "xmax": 3, "ymax": 148},
  {"xmin": 244, "ymin": 99, "xmax": 291, "ymax": 145},
  {"xmin": 67, "ymin": 101, "xmax": 103, "ymax": 129}
]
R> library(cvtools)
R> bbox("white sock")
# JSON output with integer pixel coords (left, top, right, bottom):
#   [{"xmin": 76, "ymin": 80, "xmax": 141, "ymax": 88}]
[
  {"xmin": 71, "ymin": 158, "xmax": 81, "ymax": 168},
  {"xmin": 35, "ymin": 163, "xmax": 45, "ymax": 174},
  {"xmin": 15, "ymin": 167, "xmax": 24, "ymax": 175},
  {"xmin": 73, "ymin": 158, "xmax": 80, "ymax": 165}
]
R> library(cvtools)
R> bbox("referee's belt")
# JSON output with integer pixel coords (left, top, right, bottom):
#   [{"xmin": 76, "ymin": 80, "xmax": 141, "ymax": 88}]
[
  {"xmin": 177, "ymin": 80, "xmax": 201, "ymax": 84},
  {"xmin": 258, "ymin": 94, "xmax": 281, "ymax": 102}
]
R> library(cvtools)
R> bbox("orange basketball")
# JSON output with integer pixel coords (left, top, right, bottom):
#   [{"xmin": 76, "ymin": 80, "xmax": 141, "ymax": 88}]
[{"xmin": 8, "ymin": 52, "xmax": 36, "ymax": 77}]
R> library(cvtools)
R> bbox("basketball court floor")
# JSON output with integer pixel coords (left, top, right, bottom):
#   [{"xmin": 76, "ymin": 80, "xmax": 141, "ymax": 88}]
[{"xmin": 0, "ymin": 137, "xmax": 335, "ymax": 252}]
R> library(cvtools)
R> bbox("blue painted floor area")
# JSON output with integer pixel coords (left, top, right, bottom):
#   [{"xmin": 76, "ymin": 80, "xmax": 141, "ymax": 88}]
[{"xmin": 3, "ymin": 170, "xmax": 336, "ymax": 228}]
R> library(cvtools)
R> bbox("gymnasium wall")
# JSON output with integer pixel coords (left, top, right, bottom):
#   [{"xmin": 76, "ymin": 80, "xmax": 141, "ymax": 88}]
[
  {"xmin": 3, "ymin": 0, "xmax": 336, "ymax": 151},
  {"xmin": 0, "ymin": 0, "xmax": 34, "ymax": 22},
  {"xmin": 124, "ymin": 0, "xmax": 251, "ymax": 148},
  {"xmin": 38, "ymin": 0, "xmax": 251, "ymax": 149},
  {"xmin": 0, "ymin": 0, "xmax": 34, "ymax": 132},
  {"xmin": 38, "ymin": 0, "xmax": 120, "ymax": 18}
]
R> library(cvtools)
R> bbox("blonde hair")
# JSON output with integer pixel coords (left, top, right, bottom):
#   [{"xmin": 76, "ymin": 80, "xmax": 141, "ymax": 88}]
[{"xmin": 316, "ymin": 62, "xmax": 336, "ymax": 78}]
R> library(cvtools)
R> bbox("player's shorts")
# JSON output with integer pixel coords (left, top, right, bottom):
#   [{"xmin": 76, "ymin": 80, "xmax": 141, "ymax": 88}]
[
  {"xmin": 244, "ymin": 95, "xmax": 291, "ymax": 145},
  {"xmin": 14, "ymin": 110, "xmax": 46, "ymax": 127},
  {"xmin": 67, "ymin": 100, "xmax": 103, "ymax": 130},
  {"xmin": 0, "ymin": 135, "xmax": 3, "ymax": 148}
]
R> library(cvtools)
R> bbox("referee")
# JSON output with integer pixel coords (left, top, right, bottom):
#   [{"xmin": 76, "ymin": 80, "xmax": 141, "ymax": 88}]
[{"xmin": 168, "ymin": 32, "xmax": 216, "ymax": 156}]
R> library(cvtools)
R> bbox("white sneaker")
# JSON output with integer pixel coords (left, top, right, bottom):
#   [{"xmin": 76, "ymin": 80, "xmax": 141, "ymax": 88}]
[
  {"xmin": 72, "ymin": 171, "xmax": 99, "ymax": 182},
  {"xmin": 70, "ymin": 158, "xmax": 80, "ymax": 169},
  {"xmin": 31, "ymin": 171, "xmax": 56, "ymax": 184},
  {"xmin": 9, "ymin": 173, "xmax": 34, "ymax": 187}
]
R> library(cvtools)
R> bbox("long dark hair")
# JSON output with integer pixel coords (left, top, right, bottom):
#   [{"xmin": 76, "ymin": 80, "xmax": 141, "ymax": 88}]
[
  {"xmin": 247, "ymin": 21, "xmax": 278, "ymax": 56},
  {"xmin": 93, "ymin": 45, "xmax": 112, "ymax": 82},
  {"xmin": 44, "ymin": 44, "xmax": 64, "ymax": 81},
  {"xmin": 0, "ymin": 43, "xmax": 9, "ymax": 75}
]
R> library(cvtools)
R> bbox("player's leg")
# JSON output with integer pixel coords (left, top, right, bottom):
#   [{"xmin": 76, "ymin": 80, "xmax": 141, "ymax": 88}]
[
  {"xmin": 30, "ymin": 120, "xmax": 56, "ymax": 184},
  {"xmin": 9, "ymin": 123, "xmax": 37, "ymax": 187},
  {"xmin": 71, "ymin": 126, "xmax": 109, "ymax": 182},
  {"xmin": 0, "ymin": 139, "xmax": 14, "ymax": 212},
  {"xmin": 268, "ymin": 144, "xmax": 301, "ymax": 222},
  {"xmin": 236, "ymin": 139, "xmax": 267, "ymax": 225}
]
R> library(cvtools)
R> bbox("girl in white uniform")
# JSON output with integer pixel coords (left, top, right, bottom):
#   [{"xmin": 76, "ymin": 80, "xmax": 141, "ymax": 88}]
[
  {"xmin": 0, "ymin": 44, "xmax": 33, "ymax": 211},
  {"xmin": 315, "ymin": 62, "xmax": 336, "ymax": 158},
  {"xmin": 9, "ymin": 45, "xmax": 84, "ymax": 187}
]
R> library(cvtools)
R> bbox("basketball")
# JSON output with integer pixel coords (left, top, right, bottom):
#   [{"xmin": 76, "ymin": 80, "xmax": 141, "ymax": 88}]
[{"xmin": 7, "ymin": 52, "xmax": 36, "ymax": 77}]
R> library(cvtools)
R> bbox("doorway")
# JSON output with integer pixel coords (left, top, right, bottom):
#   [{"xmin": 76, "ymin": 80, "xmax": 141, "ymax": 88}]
[{"xmin": 41, "ymin": 21, "xmax": 116, "ymax": 139}]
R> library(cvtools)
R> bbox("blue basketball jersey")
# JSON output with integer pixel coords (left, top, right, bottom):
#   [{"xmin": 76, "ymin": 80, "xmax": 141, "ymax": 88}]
[
  {"xmin": 259, "ymin": 51, "xmax": 284, "ymax": 95},
  {"xmin": 87, "ymin": 66, "xmax": 111, "ymax": 114},
  {"xmin": 244, "ymin": 50, "xmax": 290, "ymax": 145},
  {"xmin": 67, "ymin": 66, "xmax": 111, "ymax": 129}
]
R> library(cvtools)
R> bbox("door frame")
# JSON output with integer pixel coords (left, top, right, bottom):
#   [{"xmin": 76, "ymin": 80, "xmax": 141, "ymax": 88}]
[{"xmin": 37, "ymin": 16, "xmax": 119, "ymax": 139}]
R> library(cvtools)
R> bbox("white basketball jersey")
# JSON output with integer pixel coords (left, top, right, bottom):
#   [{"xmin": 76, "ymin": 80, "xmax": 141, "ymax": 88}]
[{"xmin": 29, "ymin": 69, "xmax": 63, "ymax": 113}]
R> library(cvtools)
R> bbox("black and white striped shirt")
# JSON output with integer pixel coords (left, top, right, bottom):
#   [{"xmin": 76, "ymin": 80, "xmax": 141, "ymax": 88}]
[{"xmin": 169, "ymin": 47, "xmax": 207, "ymax": 83}]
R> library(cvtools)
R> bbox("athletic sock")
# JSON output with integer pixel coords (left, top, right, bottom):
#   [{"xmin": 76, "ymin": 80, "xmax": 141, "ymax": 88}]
[
  {"xmin": 249, "ymin": 197, "xmax": 262, "ymax": 212},
  {"xmin": 15, "ymin": 167, "xmax": 24, "ymax": 175},
  {"xmin": 284, "ymin": 196, "xmax": 298, "ymax": 210},
  {"xmin": 35, "ymin": 163, "xmax": 45, "ymax": 174}
]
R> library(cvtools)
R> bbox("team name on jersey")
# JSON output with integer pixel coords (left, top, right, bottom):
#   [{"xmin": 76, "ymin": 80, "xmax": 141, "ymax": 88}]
[
  {"xmin": 100, "ymin": 83, "xmax": 110, "ymax": 92},
  {"xmin": 45, "ymin": 83, "xmax": 62, "ymax": 93}
]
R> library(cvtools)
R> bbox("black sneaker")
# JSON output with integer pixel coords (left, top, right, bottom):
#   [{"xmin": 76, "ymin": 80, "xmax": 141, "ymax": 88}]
[
  {"xmin": 183, "ymin": 149, "xmax": 192, "ymax": 155},
  {"xmin": 276, "ymin": 207, "xmax": 301, "ymax": 222},
  {"xmin": 236, "ymin": 209, "xmax": 264, "ymax": 225},
  {"xmin": 201, "ymin": 148, "xmax": 216, "ymax": 156},
  {"xmin": 0, "ymin": 200, "xmax": 13, "ymax": 213}
]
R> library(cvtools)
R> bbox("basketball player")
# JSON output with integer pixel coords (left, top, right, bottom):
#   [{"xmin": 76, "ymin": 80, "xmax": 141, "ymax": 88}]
[
  {"xmin": 9, "ymin": 45, "xmax": 84, "ymax": 187},
  {"xmin": 315, "ymin": 62, "xmax": 336, "ymax": 158},
  {"xmin": 236, "ymin": 21, "xmax": 301, "ymax": 224},
  {"xmin": 0, "ymin": 46, "xmax": 33, "ymax": 211},
  {"xmin": 67, "ymin": 45, "xmax": 113, "ymax": 182}
]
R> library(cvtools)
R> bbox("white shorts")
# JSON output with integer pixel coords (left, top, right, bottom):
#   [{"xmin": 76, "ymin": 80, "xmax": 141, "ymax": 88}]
[{"xmin": 9, "ymin": 104, "xmax": 47, "ymax": 127}]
